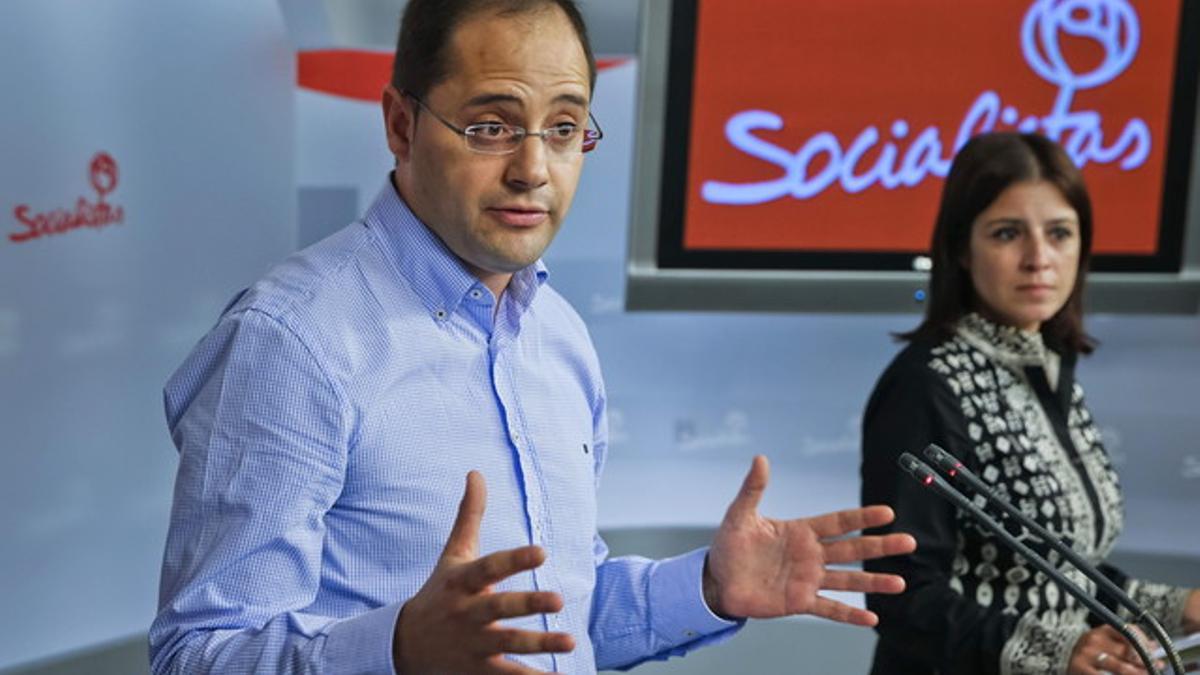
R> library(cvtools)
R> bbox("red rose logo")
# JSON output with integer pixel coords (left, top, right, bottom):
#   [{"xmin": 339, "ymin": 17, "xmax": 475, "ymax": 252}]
[
  {"xmin": 89, "ymin": 152, "xmax": 119, "ymax": 200},
  {"xmin": 9, "ymin": 151, "xmax": 126, "ymax": 244}
]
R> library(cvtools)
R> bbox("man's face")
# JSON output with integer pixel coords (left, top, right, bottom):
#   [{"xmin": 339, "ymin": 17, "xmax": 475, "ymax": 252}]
[{"xmin": 386, "ymin": 7, "xmax": 591, "ymax": 292}]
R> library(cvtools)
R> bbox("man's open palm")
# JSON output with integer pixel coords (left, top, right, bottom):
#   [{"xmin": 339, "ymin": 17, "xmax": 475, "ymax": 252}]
[
  {"xmin": 705, "ymin": 456, "xmax": 917, "ymax": 626},
  {"xmin": 393, "ymin": 472, "xmax": 574, "ymax": 674}
]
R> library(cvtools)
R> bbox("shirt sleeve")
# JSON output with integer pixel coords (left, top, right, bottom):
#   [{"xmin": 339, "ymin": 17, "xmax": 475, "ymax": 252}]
[
  {"xmin": 1123, "ymin": 578, "xmax": 1193, "ymax": 636},
  {"xmin": 589, "ymin": 543, "xmax": 742, "ymax": 671},
  {"xmin": 860, "ymin": 350, "xmax": 1086, "ymax": 675},
  {"xmin": 583, "ymin": 372, "xmax": 741, "ymax": 671},
  {"xmin": 1095, "ymin": 563, "xmax": 1193, "ymax": 636},
  {"xmin": 150, "ymin": 308, "xmax": 397, "ymax": 675}
]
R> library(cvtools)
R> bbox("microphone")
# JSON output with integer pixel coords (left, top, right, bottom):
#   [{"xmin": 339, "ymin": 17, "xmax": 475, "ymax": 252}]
[
  {"xmin": 922, "ymin": 443, "xmax": 1184, "ymax": 675},
  {"xmin": 897, "ymin": 452, "xmax": 1161, "ymax": 674}
]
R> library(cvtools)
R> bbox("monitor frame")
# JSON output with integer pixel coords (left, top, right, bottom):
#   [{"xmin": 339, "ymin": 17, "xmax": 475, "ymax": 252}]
[{"xmin": 625, "ymin": 0, "xmax": 1200, "ymax": 314}]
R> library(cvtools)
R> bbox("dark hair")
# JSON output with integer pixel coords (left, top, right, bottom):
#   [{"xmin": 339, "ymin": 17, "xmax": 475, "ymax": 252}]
[
  {"xmin": 392, "ymin": 0, "xmax": 597, "ymax": 100},
  {"xmin": 901, "ymin": 132, "xmax": 1096, "ymax": 354}
]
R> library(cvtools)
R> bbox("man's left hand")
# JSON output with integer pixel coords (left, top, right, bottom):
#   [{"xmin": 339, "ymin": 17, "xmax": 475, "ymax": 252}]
[{"xmin": 704, "ymin": 455, "xmax": 917, "ymax": 626}]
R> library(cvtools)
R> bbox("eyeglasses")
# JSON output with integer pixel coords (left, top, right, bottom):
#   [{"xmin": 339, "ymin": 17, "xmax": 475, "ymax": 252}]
[{"xmin": 406, "ymin": 93, "xmax": 603, "ymax": 156}]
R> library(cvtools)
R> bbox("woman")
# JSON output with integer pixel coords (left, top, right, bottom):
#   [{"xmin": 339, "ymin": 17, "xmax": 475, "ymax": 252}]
[{"xmin": 860, "ymin": 132, "xmax": 1199, "ymax": 675}]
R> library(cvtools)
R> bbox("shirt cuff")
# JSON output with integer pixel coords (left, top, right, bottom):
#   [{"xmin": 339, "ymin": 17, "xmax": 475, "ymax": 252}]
[
  {"xmin": 648, "ymin": 547, "xmax": 742, "ymax": 644},
  {"xmin": 1125, "ymin": 579, "xmax": 1193, "ymax": 635},
  {"xmin": 322, "ymin": 601, "xmax": 403, "ymax": 675}
]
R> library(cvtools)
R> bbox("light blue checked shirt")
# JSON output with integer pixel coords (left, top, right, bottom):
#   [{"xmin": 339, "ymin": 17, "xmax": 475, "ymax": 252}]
[{"xmin": 150, "ymin": 180, "xmax": 738, "ymax": 674}]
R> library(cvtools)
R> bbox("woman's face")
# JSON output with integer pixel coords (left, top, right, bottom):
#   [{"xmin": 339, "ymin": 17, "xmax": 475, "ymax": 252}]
[{"xmin": 964, "ymin": 180, "xmax": 1081, "ymax": 332}]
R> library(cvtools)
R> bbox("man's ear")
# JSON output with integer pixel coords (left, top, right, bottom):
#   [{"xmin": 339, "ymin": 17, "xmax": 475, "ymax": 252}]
[{"xmin": 383, "ymin": 84, "xmax": 415, "ymax": 161}]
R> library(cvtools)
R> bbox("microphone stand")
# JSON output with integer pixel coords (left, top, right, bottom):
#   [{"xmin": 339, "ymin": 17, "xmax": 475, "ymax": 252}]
[
  {"xmin": 898, "ymin": 452, "xmax": 1161, "ymax": 674},
  {"xmin": 922, "ymin": 443, "xmax": 1185, "ymax": 675}
]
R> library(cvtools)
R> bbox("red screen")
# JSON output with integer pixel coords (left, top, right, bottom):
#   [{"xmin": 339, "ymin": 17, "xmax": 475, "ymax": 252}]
[{"xmin": 682, "ymin": 0, "xmax": 1183, "ymax": 255}]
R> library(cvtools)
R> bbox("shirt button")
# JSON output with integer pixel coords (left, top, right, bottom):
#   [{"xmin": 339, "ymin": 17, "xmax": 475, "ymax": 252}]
[
  {"xmin": 469, "ymin": 289, "xmax": 483, "ymax": 299},
  {"xmin": 683, "ymin": 629, "xmax": 697, "ymax": 638},
  {"xmin": 511, "ymin": 431, "xmax": 520, "ymax": 442},
  {"xmin": 434, "ymin": 309, "xmax": 448, "ymax": 320}
]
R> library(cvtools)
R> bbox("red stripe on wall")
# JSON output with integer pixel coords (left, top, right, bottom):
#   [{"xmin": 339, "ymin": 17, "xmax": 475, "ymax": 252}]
[{"xmin": 298, "ymin": 49, "xmax": 629, "ymax": 102}]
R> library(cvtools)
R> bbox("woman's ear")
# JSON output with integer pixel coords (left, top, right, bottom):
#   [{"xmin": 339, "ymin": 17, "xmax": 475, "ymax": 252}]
[{"xmin": 957, "ymin": 242, "xmax": 972, "ymax": 270}]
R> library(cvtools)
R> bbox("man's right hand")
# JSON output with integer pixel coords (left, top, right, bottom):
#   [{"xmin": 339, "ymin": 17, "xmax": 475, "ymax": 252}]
[{"xmin": 392, "ymin": 471, "xmax": 574, "ymax": 674}]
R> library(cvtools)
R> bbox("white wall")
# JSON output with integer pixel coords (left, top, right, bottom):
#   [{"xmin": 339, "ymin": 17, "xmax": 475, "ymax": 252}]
[{"xmin": 0, "ymin": 2, "xmax": 294, "ymax": 668}]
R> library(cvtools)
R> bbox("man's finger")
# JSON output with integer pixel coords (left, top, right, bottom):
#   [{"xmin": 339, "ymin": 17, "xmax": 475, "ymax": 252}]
[
  {"xmin": 480, "ymin": 627, "xmax": 576, "ymax": 656},
  {"xmin": 807, "ymin": 505, "xmax": 896, "ymax": 538},
  {"xmin": 458, "ymin": 545, "xmax": 546, "ymax": 593},
  {"xmin": 822, "ymin": 533, "xmax": 917, "ymax": 564},
  {"xmin": 806, "ymin": 595, "xmax": 880, "ymax": 627},
  {"xmin": 443, "ymin": 471, "xmax": 486, "ymax": 560},
  {"xmin": 468, "ymin": 590, "xmax": 563, "ymax": 623},
  {"xmin": 819, "ymin": 569, "xmax": 906, "ymax": 594},
  {"xmin": 723, "ymin": 455, "xmax": 770, "ymax": 522},
  {"xmin": 483, "ymin": 655, "xmax": 553, "ymax": 675}
]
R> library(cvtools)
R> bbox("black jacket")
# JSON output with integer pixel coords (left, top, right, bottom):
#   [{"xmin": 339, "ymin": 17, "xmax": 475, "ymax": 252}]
[{"xmin": 860, "ymin": 314, "xmax": 1188, "ymax": 675}]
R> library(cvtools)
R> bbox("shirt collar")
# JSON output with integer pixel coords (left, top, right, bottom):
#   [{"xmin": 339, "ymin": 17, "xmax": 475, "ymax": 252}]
[{"xmin": 364, "ymin": 177, "xmax": 550, "ymax": 318}]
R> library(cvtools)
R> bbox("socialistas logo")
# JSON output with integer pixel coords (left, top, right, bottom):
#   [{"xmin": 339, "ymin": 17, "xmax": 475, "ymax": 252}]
[
  {"xmin": 701, "ymin": 0, "xmax": 1149, "ymax": 206},
  {"xmin": 9, "ymin": 152, "xmax": 126, "ymax": 244},
  {"xmin": 680, "ymin": 0, "xmax": 1181, "ymax": 254}
]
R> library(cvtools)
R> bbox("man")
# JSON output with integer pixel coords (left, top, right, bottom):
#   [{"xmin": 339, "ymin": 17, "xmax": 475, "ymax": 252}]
[{"xmin": 150, "ymin": 1, "xmax": 917, "ymax": 673}]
